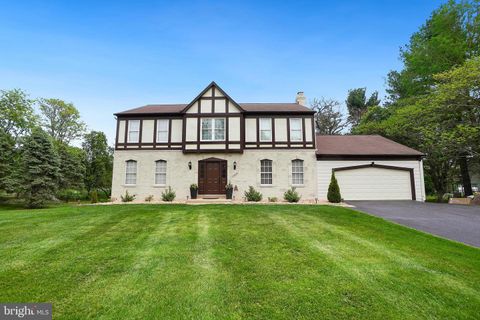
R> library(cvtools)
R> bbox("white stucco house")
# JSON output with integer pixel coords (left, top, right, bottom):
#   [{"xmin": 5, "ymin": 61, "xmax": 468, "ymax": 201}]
[{"xmin": 111, "ymin": 82, "xmax": 425, "ymax": 202}]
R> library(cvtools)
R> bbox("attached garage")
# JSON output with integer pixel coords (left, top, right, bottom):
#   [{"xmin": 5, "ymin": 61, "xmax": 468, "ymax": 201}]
[{"xmin": 316, "ymin": 135, "xmax": 425, "ymax": 202}]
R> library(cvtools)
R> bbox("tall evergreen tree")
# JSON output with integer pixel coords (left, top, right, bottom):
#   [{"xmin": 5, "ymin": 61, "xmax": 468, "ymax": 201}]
[
  {"xmin": 0, "ymin": 129, "xmax": 15, "ymax": 194},
  {"xmin": 55, "ymin": 142, "xmax": 86, "ymax": 190},
  {"xmin": 83, "ymin": 131, "xmax": 113, "ymax": 196},
  {"xmin": 346, "ymin": 88, "xmax": 380, "ymax": 129},
  {"xmin": 21, "ymin": 129, "xmax": 60, "ymax": 208}
]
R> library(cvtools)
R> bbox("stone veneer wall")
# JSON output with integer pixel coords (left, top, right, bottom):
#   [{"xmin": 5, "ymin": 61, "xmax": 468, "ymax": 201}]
[{"xmin": 111, "ymin": 149, "xmax": 317, "ymax": 202}]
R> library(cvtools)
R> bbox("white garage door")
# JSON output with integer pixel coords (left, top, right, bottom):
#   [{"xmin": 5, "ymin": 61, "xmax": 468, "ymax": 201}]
[{"xmin": 335, "ymin": 166, "xmax": 413, "ymax": 200}]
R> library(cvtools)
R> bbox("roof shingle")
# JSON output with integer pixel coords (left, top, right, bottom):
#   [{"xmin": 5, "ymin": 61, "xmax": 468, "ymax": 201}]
[
  {"xmin": 115, "ymin": 102, "xmax": 313, "ymax": 115},
  {"xmin": 316, "ymin": 135, "xmax": 424, "ymax": 156}
]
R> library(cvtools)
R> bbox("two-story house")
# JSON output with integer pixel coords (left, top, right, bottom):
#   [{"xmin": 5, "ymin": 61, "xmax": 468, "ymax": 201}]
[
  {"xmin": 112, "ymin": 82, "xmax": 426, "ymax": 202},
  {"xmin": 112, "ymin": 82, "xmax": 316, "ymax": 201}
]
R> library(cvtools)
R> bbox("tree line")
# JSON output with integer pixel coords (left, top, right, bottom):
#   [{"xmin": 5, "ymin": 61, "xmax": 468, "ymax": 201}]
[
  {"xmin": 0, "ymin": 89, "xmax": 113, "ymax": 208},
  {"xmin": 313, "ymin": 0, "xmax": 479, "ymax": 200}
]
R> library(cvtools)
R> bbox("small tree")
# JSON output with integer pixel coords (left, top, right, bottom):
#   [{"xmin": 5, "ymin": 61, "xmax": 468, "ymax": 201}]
[
  {"xmin": 284, "ymin": 187, "xmax": 301, "ymax": 203},
  {"xmin": 244, "ymin": 186, "xmax": 262, "ymax": 202},
  {"xmin": 21, "ymin": 129, "xmax": 60, "ymax": 208},
  {"xmin": 327, "ymin": 172, "xmax": 342, "ymax": 203}
]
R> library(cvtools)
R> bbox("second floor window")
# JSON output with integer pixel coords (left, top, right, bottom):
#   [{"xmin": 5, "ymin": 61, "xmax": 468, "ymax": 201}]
[
  {"xmin": 259, "ymin": 118, "xmax": 272, "ymax": 141},
  {"xmin": 157, "ymin": 119, "xmax": 169, "ymax": 142},
  {"xmin": 201, "ymin": 118, "xmax": 225, "ymax": 141},
  {"xmin": 290, "ymin": 118, "xmax": 303, "ymax": 141},
  {"xmin": 128, "ymin": 120, "xmax": 140, "ymax": 143},
  {"xmin": 125, "ymin": 160, "xmax": 137, "ymax": 185},
  {"xmin": 260, "ymin": 159, "xmax": 273, "ymax": 185},
  {"xmin": 155, "ymin": 160, "xmax": 167, "ymax": 185}
]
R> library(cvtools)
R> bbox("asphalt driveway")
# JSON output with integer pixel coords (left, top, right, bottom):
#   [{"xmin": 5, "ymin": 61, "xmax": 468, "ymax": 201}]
[{"xmin": 348, "ymin": 201, "xmax": 480, "ymax": 247}]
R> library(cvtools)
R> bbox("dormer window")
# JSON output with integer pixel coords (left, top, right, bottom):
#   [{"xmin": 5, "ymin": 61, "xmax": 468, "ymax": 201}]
[{"xmin": 201, "ymin": 118, "xmax": 225, "ymax": 141}]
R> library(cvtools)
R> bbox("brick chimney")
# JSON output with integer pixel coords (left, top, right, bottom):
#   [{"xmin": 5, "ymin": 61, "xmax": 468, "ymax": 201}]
[{"xmin": 295, "ymin": 91, "xmax": 306, "ymax": 106}]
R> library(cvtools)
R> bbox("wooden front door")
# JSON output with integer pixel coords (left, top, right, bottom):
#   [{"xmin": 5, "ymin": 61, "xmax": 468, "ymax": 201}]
[{"xmin": 198, "ymin": 159, "xmax": 227, "ymax": 194}]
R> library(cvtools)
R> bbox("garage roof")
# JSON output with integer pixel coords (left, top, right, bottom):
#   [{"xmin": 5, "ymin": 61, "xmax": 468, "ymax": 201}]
[{"xmin": 316, "ymin": 135, "xmax": 424, "ymax": 158}]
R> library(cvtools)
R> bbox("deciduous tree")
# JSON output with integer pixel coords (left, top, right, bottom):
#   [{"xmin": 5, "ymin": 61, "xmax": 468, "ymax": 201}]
[
  {"xmin": 39, "ymin": 98, "xmax": 86, "ymax": 144},
  {"xmin": 311, "ymin": 98, "xmax": 348, "ymax": 135}
]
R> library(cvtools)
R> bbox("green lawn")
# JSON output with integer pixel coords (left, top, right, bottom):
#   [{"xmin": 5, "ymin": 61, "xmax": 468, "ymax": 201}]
[{"xmin": 0, "ymin": 204, "xmax": 479, "ymax": 319}]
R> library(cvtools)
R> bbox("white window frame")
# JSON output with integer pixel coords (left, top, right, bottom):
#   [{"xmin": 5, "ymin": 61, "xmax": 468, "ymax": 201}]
[
  {"xmin": 125, "ymin": 160, "xmax": 137, "ymax": 185},
  {"xmin": 259, "ymin": 118, "xmax": 272, "ymax": 142},
  {"xmin": 260, "ymin": 159, "xmax": 273, "ymax": 185},
  {"xmin": 127, "ymin": 120, "xmax": 140, "ymax": 143},
  {"xmin": 156, "ymin": 119, "xmax": 169, "ymax": 143},
  {"xmin": 289, "ymin": 118, "xmax": 303, "ymax": 142},
  {"xmin": 154, "ymin": 160, "xmax": 167, "ymax": 186},
  {"xmin": 291, "ymin": 159, "xmax": 304, "ymax": 186},
  {"xmin": 200, "ymin": 118, "xmax": 225, "ymax": 141}
]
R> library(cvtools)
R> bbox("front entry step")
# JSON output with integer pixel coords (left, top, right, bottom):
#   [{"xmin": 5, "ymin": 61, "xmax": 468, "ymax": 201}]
[{"xmin": 198, "ymin": 194, "xmax": 226, "ymax": 200}]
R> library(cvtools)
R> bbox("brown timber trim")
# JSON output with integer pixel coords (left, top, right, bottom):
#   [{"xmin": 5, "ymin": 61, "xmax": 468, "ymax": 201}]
[
  {"xmin": 197, "ymin": 116, "xmax": 201, "ymax": 150},
  {"xmin": 332, "ymin": 163, "xmax": 416, "ymax": 200},
  {"xmin": 184, "ymin": 113, "xmax": 241, "ymax": 118},
  {"xmin": 138, "ymin": 120, "xmax": 143, "ymax": 147},
  {"xmin": 182, "ymin": 117, "xmax": 186, "ymax": 151},
  {"xmin": 212, "ymin": 86, "xmax": 215, "ymax": 113},
  {"xmin": 184, "ymin": 149, "xmax": 243, "ymax": 154},
  {"xmin": 302, "ymin": 117, "xmax": 306, "ymax": 147},
  {"xmin": 185, "ymin": 140, "xmax": 240, "ymax": 145},
  {"xmin": 115, "ymin": 118, "xmax": 120, "ymax": 148},
  {"xmin": 256, "ymin": 118, "xmax": 260, "ymax": 147},
  {"xmin": 153, "ymin": 119, "xmax": 157, "ymax": 148},
  {"xmin": 244, "ymin": 146, "xmax": 315, "ymax": 150},
  {"xmin": 316, "ymin": 155, "xmax": 423, "ymax": 161},
  {"xmin": 124, "ymin": 120, "xmax": 129, "ymax": 148},
  {"xmin": 286, "ymin": 118, "xmax": 291, "ymax": 147},
  {"xmin": 240, "ymin": 113, "xmax": 245, "ymax": 150},
  {"xmin": 168, "ymin": 119, "xmax": 172, "ymax": 148},
  {"xmin": 311, "ymin": 117, "xmax": 316, "ymax": 147},
  {"xmin": 271, "ymin": 118, "xmax": 276, "ymax": 147}
]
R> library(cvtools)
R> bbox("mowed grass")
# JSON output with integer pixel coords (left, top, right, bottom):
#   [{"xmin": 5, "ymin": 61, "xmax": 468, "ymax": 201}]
[{"xmin": 0, "ymin": 204, "xmax": 479, "ymax": 319}]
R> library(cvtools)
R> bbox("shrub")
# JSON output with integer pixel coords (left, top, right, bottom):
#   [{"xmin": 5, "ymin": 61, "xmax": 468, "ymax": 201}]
[
  {"xmin": 327, "ymin": 172, "xmax": 342, "ymax": 203},
  {"xmin": 57, "ymin": 189, "xmax": 82, "ymax": 202},
  {"xmin": 284, "ymin": 187, "xmax": 301, "ymax": 203},
  {"xmin": 145, "ymin": 195, "xmax": 154, "ymax": 202},
  {"xmin": 121, "ymin": 190, "xmax": 136, "ymax": 202},
  {"xmin": 161, "ymin": 186, "xmax": 176, "ymax": 202},
  {"xmin": 190, "ymin": 184, "xmax": 198, "ymax": 190},
  {"xmin": 90, "ymin": 190, "xmax": 98, "ymax": 203},
  {"xmin": 268, "ymin": 197, "xmax": 277, "ymax": 203},
  {"xmin": 244, "ymin": 186, "xmax": 262, "ymax": 202},
  {"xmin": 225, "ymin": 182, "xmax": 233, "ymax": 190}
]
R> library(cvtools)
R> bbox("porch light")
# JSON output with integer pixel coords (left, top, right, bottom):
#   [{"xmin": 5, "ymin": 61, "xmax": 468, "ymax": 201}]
[
  {"xmin": 233, "ymin": 161, "xmax": 237, "ymax": 170},
  {"xmin": 188, "ymin": 161, "xmax": 192, "ymax": 170}
]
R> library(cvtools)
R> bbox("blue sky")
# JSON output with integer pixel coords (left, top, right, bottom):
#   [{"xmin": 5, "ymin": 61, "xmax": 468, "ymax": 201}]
[{"xmin": 0, "ymin": 0, "xmax": 444, "ymax": 144}]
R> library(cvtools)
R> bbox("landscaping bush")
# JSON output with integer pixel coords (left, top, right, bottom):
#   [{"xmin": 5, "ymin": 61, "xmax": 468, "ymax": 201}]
[
  {"xmin": 145, "ymin": 195, "xmax": 154, "ymax": 202},
  {"xmin": 56, "ymin": 189, "xmax": 82, "ymax": 202},
  {"xmin": 327, "ymin": 172, "xmax": 342, "ymax": 203},
  {"xmin": 121, "ymin": 190, "xmax": 136, "ymax": 202},
  {"xmin": 268, "ymin": 197, "xmax": 277, "ymax": 203},
  {"xmin": 90, "ymin": 190, "xmax": 98, "ymax": 203},
  {"xmin": 245, "ymin": 186, "xmax": 262, "ymax": 202},
  {"xmin": 161, "ymin": 186, "xmax": 176, "ymax": 202},
  {"xmin": 284, "ymin": 187, "xmax": 301, "ymax": 203}
]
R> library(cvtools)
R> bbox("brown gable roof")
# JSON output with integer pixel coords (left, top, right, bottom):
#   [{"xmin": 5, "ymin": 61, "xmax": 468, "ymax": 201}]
[
  {"xmin": 240, "ymin": 103, "xmax": 313, "ymax": 113},
  {"xmin": 316, "ymin": 135, "xmax": 424, "ymax": 157},
  {"xmin": 115, "ymin": 102, "xmax": 313, "ymax": 115},
  {"xmin": 116, "ymin": 104, "xmax": 186, "ymax": 115}
]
